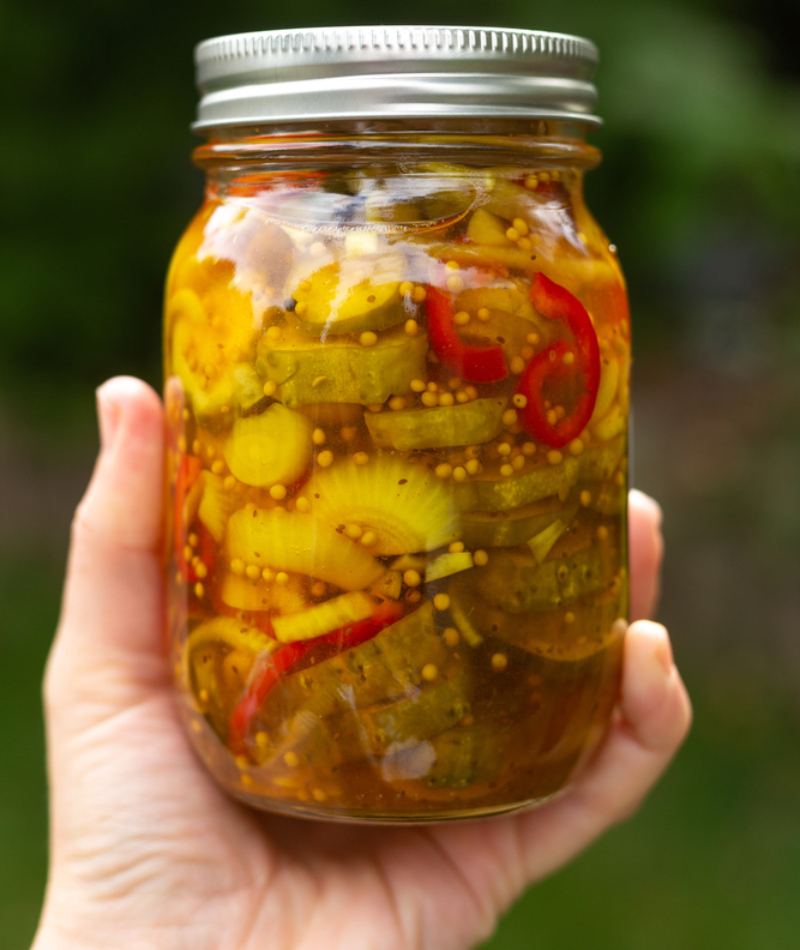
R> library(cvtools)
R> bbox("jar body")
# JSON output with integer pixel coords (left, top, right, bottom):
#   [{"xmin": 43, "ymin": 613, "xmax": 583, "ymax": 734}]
[{"xmin": 164, "ymin": 129, "xmax": 631, "ymax": 821}]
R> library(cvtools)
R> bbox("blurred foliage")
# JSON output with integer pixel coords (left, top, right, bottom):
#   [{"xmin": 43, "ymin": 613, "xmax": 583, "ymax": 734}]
[{"xmin": 1, "ymin": 0, "xmax": 800, "ymax": 427}]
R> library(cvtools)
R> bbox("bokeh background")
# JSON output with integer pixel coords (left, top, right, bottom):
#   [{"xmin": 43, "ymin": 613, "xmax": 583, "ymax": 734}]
[{"xmin": 2, "ymin": 1, "xmax": 800, "ymax": 947}]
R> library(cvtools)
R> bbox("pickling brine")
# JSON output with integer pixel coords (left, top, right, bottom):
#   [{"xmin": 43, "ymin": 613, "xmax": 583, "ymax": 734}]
[{"xmin": 166, "ymin": 27, "xmax": 630, "ymax": 821}]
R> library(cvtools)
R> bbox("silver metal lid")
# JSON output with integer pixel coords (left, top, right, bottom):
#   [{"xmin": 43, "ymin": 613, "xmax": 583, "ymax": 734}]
[{"xmin": 194, "ymin": 26, "xmax": 600, "ymax": 130}]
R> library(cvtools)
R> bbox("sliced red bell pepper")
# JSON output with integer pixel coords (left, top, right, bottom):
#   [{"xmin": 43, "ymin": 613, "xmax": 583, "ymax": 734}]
[
  {"xmin": 228, "ymin": 598, "xmax": 404, "ymax": 753},
  {"xmin": 173, "ymin": 454, "xmax": 203, "ymax": 576},
  {"xmin": 530, "ymin": 273, "xmax": 601, "ymax": 376},
  {"xmin": 517, "ymin": 274, "xmax": 601, "ymax": 449},
  {"xmin": 228, "ymin": 640, "xmax": 308, "ymax": 754},
  {"xmin": 426, "ymin": 287, "xmax": 509, "ymax": 383}
]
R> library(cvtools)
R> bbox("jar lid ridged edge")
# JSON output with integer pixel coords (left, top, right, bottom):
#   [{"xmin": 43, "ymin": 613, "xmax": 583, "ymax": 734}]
[{"xmin": 195, "ymin": 26, "xmax": 598, "ymax": 67}]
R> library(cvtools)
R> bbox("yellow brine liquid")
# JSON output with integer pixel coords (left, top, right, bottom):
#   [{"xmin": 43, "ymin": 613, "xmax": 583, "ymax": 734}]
[{"xmin": 164, "ymin": 147, "xmax": 631, "ymax": 821}]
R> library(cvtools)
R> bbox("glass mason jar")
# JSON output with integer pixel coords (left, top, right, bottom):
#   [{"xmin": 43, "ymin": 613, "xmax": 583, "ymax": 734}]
[{"xmin": 165, "ymin": 26, "xmax": 631, "ymax": 821}]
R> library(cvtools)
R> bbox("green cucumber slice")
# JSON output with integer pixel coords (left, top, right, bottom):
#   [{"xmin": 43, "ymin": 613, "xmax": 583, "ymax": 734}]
[
  {"xmin": 426, "ymin": 725, "xmax": 502, "ymax": 789},
  {"xmin": 262, "ymin": 603, "xmax": 446, "ymax": 723},
  {"xmin": 223, "ymin": 403, "xmax": 313, "ymax": 488},
  {"xmin": 290, "ymin": 251, "xmax": 407, "ymax": 336},
  {"xmin": 460, "ymin": 497, "xmax": 574, "ymax": 548},
  {"xmin": 365, "ymin": 397, "xmax": 506, "ymax": 451},
  {"xmin": 333, "ymin": 667, "xmax": 469, "ymax": 757},
  {"xmin": 472, "ymin": 543, "xmax": 612, "ymax": 614},
  {"xmin": 256, "ymin": 325, "xmax": 428, "ymax": 407},
  {"xmin": 453, "ymin": 438, "xmax": 624, "ymax": 513}
]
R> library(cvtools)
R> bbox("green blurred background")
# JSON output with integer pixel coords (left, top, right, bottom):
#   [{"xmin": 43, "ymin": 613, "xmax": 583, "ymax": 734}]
[{"xmin": 2, "ymin": 1, "xmax": 800, "ymax": 947}]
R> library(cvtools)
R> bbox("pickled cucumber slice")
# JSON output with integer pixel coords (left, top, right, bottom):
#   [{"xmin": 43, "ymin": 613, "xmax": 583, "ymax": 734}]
[
  {"xmin": 300, "ymin": 456, "xmax": 460, "ymax": 556},
  {"xmin": 453, "ymin": 438, "xmax": 624, "ymax": 513},
  {"xmin": 461, "ymin": 497, "xmax": 575, "ymax": 548},
  {"xmin": 230, "ymin": 364, "xmax": 266, "ymax": 412},
  {"xmin": 256, "ymin": 324, "xmax": 428, "ymax": 407},
  {"xmin": 365, "ymin": 198, "xmax": 421, "ymax": 224},
  {"xmin": 263, "ymin": 602, "xmax": 446, "ymax": 723},
  {"xmin": 364, "ymin": 397, "xmax": 508, "ymax": 452},
  {"xmin": 483, "ymin": 178, "xmax": 547, "ymax": 223},
  {"xmin": 329, "ymin": 667, "xmax": 470, "ymax": 757},
  {"xmin": 423, "ymin": 241, "xmax": 619, "ymax": 289},
  {"xmin": 455, "ymin": 285, "xmax": 536, "ymax": 322},
  {"xmin": 290, "ymin": 252, "xmax": 406, "ymax": 336},
  {"xmin": 423, "ymin": 240, "xmax": 539, "ymax": 275},
  {"xmin": 223, "ymin": 403, "xmax": 313, "ymax": 488},
  {"xmin": 466, "ymin": 208, "xmax": 513, "ymax": 246},
  {"xmin": 267, "ymin": 667, "xmax": 469, "ymax": 771},
  {"xmin": 225, "ymin": 506, "xmax": 384, "ymax": 591},
  {"xmin": 450, "ymin": 576, "xmax": 625, "ymax": 661},
  {"xmin": 426, "ymin": 725, "xmax": 501, "ymax": 789},
  {"xmin": 452, "ymin": 285, "xmax": 548, "ymax": 360},
  {"xmin": 186, "ymin": 617, "xmax": 277, "ymax": 738},
  {"xmin": 168, "ymin": 285, "xmax": 261, "ymax": 416},
  {"xmin": 365, "ymin": 398, "xmax": 506, "ymax": 452},
  {"xmin": 473, "ymin": 544, "xmax": 610, "ymax": 613},
  {"xmin": 272, "ymin": 591, "xmax": 376, "ymax": 643},
  {"xmin": 197, "ymin": 472, "xmax": 238, "ymax": 542}
]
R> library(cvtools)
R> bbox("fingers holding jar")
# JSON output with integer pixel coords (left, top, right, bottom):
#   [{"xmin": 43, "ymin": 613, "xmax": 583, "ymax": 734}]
[
  {"xmin": 49, "ymin": 377, "xmax": 166, "ymax": 719},
  {"xmin": 509, "ymin": 619, "xmax": 690, "ymax": 884},
  {"xmin": 571, "ymin": 618, "xmax": 692, "ymax": 828}
]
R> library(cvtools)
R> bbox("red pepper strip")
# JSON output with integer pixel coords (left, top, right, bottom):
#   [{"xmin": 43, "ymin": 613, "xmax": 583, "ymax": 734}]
[
  {"xmin": 228, "ymin": 642, "xmax": 307, "ymax": 754},
  {"xmin": 426, "ymin": 287, "xmax": 509, "ymax": 383},
  {"xmin": 173, "ymin": 454, "xmax": 203, "ymax": 576},
  {"xmin": 516, "ymin": 340, "xmax": 598, "ymax": 448},
  {"xmin": 530, "ymin": 273, "xmax": 601, "ymax": 385},
  {"xmin": 516, "ymin": 274, "xmax": 601, "ymax": 449},
  {"xmin": 227, "ymin": 599, "xmax": 404, "ymax": 753}
]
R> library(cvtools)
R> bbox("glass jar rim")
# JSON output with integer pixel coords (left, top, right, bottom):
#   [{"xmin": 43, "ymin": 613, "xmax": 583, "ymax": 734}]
[{"xmin": 194, "ymin": 26, "xmax": 601, "ymax": 132}]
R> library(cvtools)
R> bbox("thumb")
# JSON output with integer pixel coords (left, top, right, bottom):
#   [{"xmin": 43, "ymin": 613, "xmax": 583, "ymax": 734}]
[{"xmin": 45, "ymin": 376, "xmax": 167, "ymax": 729}]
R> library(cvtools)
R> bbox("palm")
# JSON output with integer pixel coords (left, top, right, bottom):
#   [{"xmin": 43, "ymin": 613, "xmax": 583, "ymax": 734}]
[
  {"xmin": 36, "ymin": 378, "xmax": 690, "ymax": 950},
  {"xmin": 81, "ymin": 688, "xmax": 523, "ymax": 950}
]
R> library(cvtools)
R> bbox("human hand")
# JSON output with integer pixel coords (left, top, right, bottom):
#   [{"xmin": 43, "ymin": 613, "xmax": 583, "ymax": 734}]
[{"xmin": 33, "ymin": 376, "xmax": 690, "ymax": 950}]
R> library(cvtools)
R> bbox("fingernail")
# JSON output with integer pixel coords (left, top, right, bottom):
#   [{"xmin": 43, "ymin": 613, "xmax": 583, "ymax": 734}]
[
  {"xmin": 653, "ymin": 624, "xmax": 674, "ymax": 676},
  {"xmin": 654, "ymin": 634, "xmax": 673, "ymax": 676},
  {"xmin": 96, "ymin": 384, "xmax": 123, "ymax": 450},
  {"xmin": 630, "ymin": 620, "xmax": 674, "ymax": 678},
  {"xmin": 629, "ymin": 489, "xmax": 663, "ymax": 530}
]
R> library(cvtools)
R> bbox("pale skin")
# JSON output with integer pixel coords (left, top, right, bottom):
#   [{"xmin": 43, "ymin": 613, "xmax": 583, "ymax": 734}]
[{"xmin": 33, "ymin": 376, "xmax": 691, "ymax": 950}]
